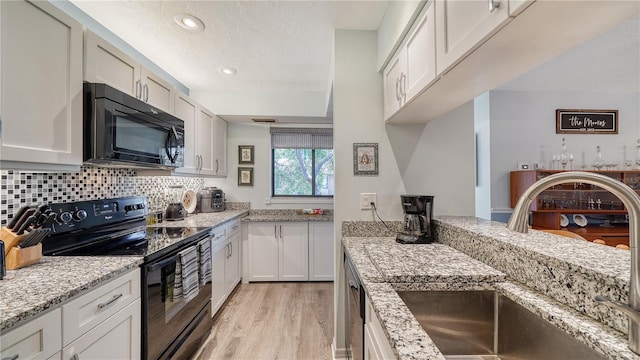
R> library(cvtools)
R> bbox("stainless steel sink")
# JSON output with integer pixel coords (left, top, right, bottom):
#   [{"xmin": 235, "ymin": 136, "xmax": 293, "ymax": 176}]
[{"xmin": 397, "ymin": 290, "xmax": 605, "ymax": 360}]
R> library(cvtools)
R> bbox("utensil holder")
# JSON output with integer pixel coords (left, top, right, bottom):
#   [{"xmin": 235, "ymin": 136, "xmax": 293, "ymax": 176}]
[
  {"xmin": 0, "ymin": 227, "xmax": 26, "ymax": 256},
  {"xmin": 6, "ymin": 243, "xmax": 42, "ymax": 270}
]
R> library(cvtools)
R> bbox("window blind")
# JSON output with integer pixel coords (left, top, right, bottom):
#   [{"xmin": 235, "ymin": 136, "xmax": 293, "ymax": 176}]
[{"xmin": 270, "ymin": 127, "xmax": 333, "ymax": 149}]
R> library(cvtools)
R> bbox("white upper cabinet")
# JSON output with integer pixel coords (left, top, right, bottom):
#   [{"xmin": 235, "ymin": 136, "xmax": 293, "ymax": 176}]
[
  {"xmin": 84, "ymin": 30, "xmax": 174, "ymax": 113},
  {"xmin": 156, "ymin": 93, "xmax": 227, "ymax": 177},
  {"xmin": 197, "ymin": 107, "xmax": 216, "ymax": 175},
  {"xmin": 213, "ymin": 116, "xmax": 228, "ymax": 176},
  {"xmin": 404, "ymin": 3, "xmax": 437, "ymax": 102},
  {"xmin": 0, "ymin": 0, "xmax": 83, "ymax": 170},
  {"xmin": 383, "ymin": 50, "xmax": 406, "ymax": 120},
  {"xmin": 383, "ymin": 2, "xmax": 436, "ymax": 121},
  {"xmin": 435, "ymin": 0, "xmax": 510, "ymax": 75},
  {"xmin": 173, "ymin": 93, "xmax": 198, "ymax": 174}
]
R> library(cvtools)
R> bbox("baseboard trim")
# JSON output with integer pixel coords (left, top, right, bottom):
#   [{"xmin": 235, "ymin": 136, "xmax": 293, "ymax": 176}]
[{"xmin": 332, "ymin": 342, "xmax": 350, "ymax": 360}]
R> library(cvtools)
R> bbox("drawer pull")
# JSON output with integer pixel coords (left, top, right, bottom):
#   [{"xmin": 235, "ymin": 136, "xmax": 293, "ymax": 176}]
[
  {"xmin": 3, "ymin": 354, "xmax": 19, "ymax": 360},
  {"xmin": 98, "ymin": 293, "xmax": 123, "ymax": 310}
]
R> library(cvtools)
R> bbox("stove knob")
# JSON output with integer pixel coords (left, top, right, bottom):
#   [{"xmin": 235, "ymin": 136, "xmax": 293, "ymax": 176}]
[
  {"xmin": 59, "ymin": 211, "xmax": 73, "ymax": 223},
  {"xmin": 124, "ymin": 205, "xmax": 134, "ymax": 212},
  {"xmin": 136, "ymin": 203, "xmax": 145, "ymax": 210},
  {"xmin": 73, "ymin": 209, "xmax": 88, "ymax": 221}
]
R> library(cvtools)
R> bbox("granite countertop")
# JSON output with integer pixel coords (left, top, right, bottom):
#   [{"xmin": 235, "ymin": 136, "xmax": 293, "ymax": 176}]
[
  {"xmin": 242, "ymin": 209, "xmax": 333, "ymax": 222},
  {"xmin": 0, "ymin": 256, "xmax": 142, "ymax": 332},
  {"xmin": 1, "ymin": 210, "xmax": 248, "ymax": 333},
  {"xmin": 242, "ymin": 214, "xmax": 333, "ymax": 222},
  {"xmin": 343, "ymin": 232, "xmax": 635, "ymax": 360},
  {"xmin": 154, "ymin": 209, "xmax": 248, "ymax": 228}
]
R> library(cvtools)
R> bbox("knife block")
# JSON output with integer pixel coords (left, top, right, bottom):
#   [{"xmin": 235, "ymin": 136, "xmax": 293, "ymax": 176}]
[
  {"xmin": 6, "ymin": 243, "xmax": 42, "ymax": 270},
  {"xmin": 0, "ymin": 227, "xmax": 25, "ymax": 256}
]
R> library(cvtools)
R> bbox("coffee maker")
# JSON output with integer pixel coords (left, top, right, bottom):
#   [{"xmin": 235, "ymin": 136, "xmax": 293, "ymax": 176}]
[{"xmin": 396, "ymin": 195, "xmax": 434, "ymax": 244}]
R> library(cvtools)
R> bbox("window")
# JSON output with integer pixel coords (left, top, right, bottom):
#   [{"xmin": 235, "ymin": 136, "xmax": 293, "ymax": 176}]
[{"xmin": 271, "ymin": 128, "xmax": 334, "ymax": 197}]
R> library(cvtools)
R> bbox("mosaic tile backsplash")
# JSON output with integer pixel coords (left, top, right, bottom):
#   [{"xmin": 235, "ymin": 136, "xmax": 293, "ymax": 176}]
[{"xmin": 0, "ymin": 166, "xmax": 205, "ymax": 226}]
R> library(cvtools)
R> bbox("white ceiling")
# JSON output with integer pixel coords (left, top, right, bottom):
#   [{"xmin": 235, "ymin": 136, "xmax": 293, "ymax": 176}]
[
  {"xmin": 497, "ymin": 15, "xmax": 639, "ymax": 93},
  {"xmin": 70, "ymin": 1, "xmax": 638, "ymax": 123},
  {"xmin": 70, "ymin": 0, "xmax": 389, "ymax": 122}
]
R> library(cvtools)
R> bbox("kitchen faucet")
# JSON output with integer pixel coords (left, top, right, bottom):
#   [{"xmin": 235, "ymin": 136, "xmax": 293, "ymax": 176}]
[{"xmin": 507, "ymin": 171, "xmax": 640, "ymax": 355}]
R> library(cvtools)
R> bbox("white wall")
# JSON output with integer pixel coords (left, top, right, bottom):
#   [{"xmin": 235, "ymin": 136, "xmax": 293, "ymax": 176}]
[
  {"xmin": 474, "ymin": 93, "xmax": 492, "ymax": 220},
  {"xmin": 489, "ymin": 90, "xmax": 640, "ymax": 213},
  {"xmin": 334, "ymin": 30, "xmax": 406, "ymax": 224},
  {"xmin": 203, "ymin": 122, "xmax": 333, "ymax": 210},
  {"xmin": 389, "ymin": 101, "xmax": 476, "ymax": 216}
]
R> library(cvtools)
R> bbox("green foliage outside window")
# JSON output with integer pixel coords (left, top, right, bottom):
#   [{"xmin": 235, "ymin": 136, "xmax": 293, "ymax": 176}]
[{"xmin": 273, "ymin": 149, "xmax": 334, "ymax": 197}]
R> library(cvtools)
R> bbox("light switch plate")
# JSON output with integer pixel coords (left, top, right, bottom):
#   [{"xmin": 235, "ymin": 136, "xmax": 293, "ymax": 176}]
[{"xmin": 360, "ymin": 193, "xmax": 376, "ymax": 210}]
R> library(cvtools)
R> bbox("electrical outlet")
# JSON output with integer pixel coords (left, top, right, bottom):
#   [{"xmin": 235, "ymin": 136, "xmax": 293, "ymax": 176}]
[{"xmin": 360, "ymin": 193, "xmax": 377, "ymax": 210}]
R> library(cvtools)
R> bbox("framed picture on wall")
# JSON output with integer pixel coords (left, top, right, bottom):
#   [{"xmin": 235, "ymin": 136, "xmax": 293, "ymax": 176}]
[
  {"xmin": 238, "ymin": 145, "xmax": 255, "ymax": 164},
  {"xmin": 353, "ymin": 143, "xmax": 378, "ymax": 176},
  {"xmin": 238, "ymin": 167, "xmax": 254, "ymax": 186}
]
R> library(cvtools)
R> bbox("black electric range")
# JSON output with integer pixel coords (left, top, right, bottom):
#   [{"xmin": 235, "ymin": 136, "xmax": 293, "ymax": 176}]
[{"xmin": 40, "ymin": 196, "xmax": 214, "ymax": 360}]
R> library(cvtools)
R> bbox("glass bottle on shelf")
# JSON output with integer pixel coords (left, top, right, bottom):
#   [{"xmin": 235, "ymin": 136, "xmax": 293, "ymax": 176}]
[
  {"xmin": 559, "ymin": 138, "xmax": 573, "ymax": 170},
  {"xmin": 635, "ymin": 139, "xmax": 640, "ymax": 169},
  {"xmin": 592, "ymin": 146, "xmax": 605, "ymax": 170}
]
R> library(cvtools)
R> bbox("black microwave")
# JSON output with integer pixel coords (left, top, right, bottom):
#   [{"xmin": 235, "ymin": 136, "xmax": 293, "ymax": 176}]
[{"xmin": 83, "ymin": 82, "xmax": 184, "ymax": 169}]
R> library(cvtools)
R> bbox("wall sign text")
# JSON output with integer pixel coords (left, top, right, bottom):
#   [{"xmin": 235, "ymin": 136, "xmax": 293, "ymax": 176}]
[{"xmin": 556, "ymin": 109, "xmax": 618, "ymax": 134}]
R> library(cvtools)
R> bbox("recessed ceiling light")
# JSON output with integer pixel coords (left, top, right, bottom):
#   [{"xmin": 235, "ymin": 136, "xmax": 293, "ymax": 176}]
[
  {"xmin": 174, "ymin": 14, "xmax": 204, "ymax": 31},
  {"xmin": 218, "ymin": 67, "xmax": 238, "ymax": 76}
]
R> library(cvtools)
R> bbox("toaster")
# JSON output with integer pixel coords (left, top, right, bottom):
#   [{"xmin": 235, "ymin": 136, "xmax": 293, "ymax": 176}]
[{"xmin": 197, "ymin": 187, "xmax": 225, "ymax": 213}]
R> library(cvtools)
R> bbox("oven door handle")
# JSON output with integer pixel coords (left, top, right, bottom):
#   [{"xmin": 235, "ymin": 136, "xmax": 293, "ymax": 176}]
[{"xmin": 147, "ymin": 254, "xmax": 178, "ymax": 272}]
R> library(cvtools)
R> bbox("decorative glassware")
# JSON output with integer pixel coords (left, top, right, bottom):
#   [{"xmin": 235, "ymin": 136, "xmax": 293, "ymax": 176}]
[
  {"xmin": 559, "ymin": 138, "xmax": 572, "ymax": 170},
  {"xmin": 636, "ymin": 139, "xmax": 640, "ymax": 169},
  {"xmin": 592, "ymin": 146, "xmax": 605, "ymax": 170}
]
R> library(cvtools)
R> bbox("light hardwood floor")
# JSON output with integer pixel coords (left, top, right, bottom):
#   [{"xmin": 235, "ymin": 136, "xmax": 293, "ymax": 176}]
[{"xmin": 195, "ymin": 282, "xmax": 334, "ymax": 360}]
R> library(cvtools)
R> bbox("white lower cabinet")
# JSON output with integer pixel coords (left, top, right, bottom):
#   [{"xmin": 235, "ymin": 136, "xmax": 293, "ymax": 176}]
[
  {"xmin": 0, "ymin": 308, "xmax": 61, "ymax": 360},
  {"xmin": 248, "ymin": 222, "xmax": 309, "ymax": 282},
  {"xmin": 365, "ymin": 294, "xmax": 395, "ymax": 360},
  {"xmin": 211, "ymin": 219, "xmax": 242, "ymax": 316},
  {"xmin": 1, "ymin": 269, "xmax": 141, "ymax": 360},
  {"xmin": 248, "ymin": 221, "xmax": 333, "ymax": 282},
  {"xmin": 309, "ymin": 222, "xmax": 334, "ymax": 281},
  {"xmin": 62, "ymin": 299, "xmax": 141, "ymax": 360}
]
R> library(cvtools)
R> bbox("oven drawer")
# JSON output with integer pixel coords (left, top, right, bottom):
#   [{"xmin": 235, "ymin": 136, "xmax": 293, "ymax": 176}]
[{"xmin": 62, "ymin": 268, "xmax": 140, "ymax": 346}]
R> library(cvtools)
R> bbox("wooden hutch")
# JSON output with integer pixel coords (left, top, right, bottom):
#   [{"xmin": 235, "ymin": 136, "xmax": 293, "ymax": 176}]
[{"xmin": 510, "ymin": 170, "xmax": 640, "ymax": 247}]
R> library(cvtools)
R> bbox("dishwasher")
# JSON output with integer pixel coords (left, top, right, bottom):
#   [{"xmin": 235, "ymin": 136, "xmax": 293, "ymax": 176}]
[{"xmin": 344, "ymin": 251, "xmax": 364, "ymax": 360}]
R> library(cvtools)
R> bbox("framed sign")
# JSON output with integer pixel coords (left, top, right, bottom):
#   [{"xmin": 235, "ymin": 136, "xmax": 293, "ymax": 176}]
[
  {"xmin": 353, "ymin": 143, "xmax": 378, "ymax": 176},
  {"xmin": 238, "ymin": 167, "xmax": 254, "ymax": 186},
  {"xmin": 556, "ymin": 109, "xmax": 618, "ymax": 134},
  {"xmin": 238, "ymin": 145, "xmax": 255, "ymax": 164}
]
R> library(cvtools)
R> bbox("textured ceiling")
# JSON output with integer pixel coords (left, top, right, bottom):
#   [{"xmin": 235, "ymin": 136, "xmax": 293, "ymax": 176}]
[
  {"xmin": 70, "ymin": 0, "xmax": 388, "ymax": 95},
  {"xmin": 70, "ymin": 1, "xmax": 638, "ymax": 122}
]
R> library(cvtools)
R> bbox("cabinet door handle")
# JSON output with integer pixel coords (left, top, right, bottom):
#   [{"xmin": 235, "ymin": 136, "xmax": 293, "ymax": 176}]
[
  {"xmin": 274, "ymin": 225, "xmax": 277, "ymax": 239},
  {"xmin": 280, "ymin": 225, "xmax": 282, "ymax": 239},
  {"xmin": 215, "ymin": 159, "xmax": 219, "ymax": 173},
  {"xmin": 488, "ymin": 0, "xmax": 500, "ymax": 12},
  {"xmin": 3, "ymin": 354, "xmax": 19, "ymax": 360},
  {"xmin": 98, "ymin": 293, "xmax": 123, "ymax": 310},
  {"xmin": 144, "ymin": 84, "xmax": 149, "ymax": 102},
  {"xmin": 230, "ymin": 242, "xmax": 232, "ymax": 256},
  {"xmin": 400, "ymin": 73, "xmax": 407, "ymax": 98},
  {"xmin": 135, "ymin": 80, "xmax": 142, "ymax": 99},
  {"xmin": 70, "ymin": 354, "xmax": 80, "ymax": 360},
  {"xmin": 395, "ymin": 78, "xmax": 401, "ymax": 101}
]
